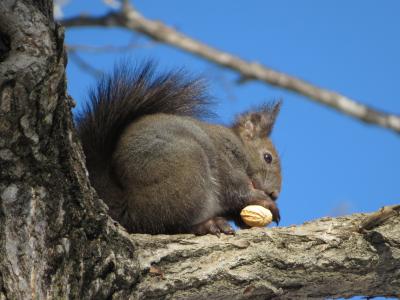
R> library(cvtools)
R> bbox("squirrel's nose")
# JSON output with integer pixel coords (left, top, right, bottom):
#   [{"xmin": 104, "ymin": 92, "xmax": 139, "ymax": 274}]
[{"xmin": 269, "ymin": 190, "xmax": 279, "ymax": 201}]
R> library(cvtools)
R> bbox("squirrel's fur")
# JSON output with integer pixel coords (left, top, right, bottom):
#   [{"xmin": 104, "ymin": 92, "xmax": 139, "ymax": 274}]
[
  {"xmin": 77, "ymin": 62, "xmax": 282, "ymax": 235},
  {"xmin": 77, "ymin": 63, "xmax": 212, "ymax": 170}
]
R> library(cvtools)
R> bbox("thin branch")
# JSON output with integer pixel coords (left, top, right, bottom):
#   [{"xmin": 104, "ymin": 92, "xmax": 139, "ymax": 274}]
[
  {"xmin": 61, "ymin": 7, "xmax": 400, "ymax": 134},
  {"xmin": 66, "ymin": 40, "xmax": 154, "ymax": 54},
  {"xmin": 68, "ymin": 49, "xmax": 103, "ymax": 78}
]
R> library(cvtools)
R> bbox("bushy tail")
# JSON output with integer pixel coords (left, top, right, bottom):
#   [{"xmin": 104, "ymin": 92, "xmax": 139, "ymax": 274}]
[{"xmin": 76, "ymin": 61, "xmax": 213, "ymax": 169}]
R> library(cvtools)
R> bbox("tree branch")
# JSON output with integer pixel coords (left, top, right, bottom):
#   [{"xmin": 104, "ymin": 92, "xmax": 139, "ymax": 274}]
[
  {"xmin": 66, "ymin": 41, "xmax": 154, "ymax": 53},
  {"xmin": 130, "ymin": 207, "xmax": 400, "ymax": 299},
  {"xmin": 68, "ymin": 49, "xmax": 104, "ymax": 78},
  {"xmin": 61, "ymin": 6, "xmax": 400, "ymax": 134}
]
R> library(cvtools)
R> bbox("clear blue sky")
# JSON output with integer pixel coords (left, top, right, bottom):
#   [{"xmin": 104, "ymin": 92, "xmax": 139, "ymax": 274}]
[{"xmin": 63, "ymin": 1, "xmax": 399, "ymax": 228}]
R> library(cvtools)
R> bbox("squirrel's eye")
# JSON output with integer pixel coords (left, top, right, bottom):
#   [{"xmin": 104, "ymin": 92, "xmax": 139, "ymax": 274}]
[{"xmin": 263, "ymin": 152, "xmax": 273, "ymax": 164}]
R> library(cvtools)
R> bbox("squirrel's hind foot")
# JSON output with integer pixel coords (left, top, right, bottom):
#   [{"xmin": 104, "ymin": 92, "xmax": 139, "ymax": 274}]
[{"xmin": 190, "ymin": 217, "xmax": 235, "ymax": 236}]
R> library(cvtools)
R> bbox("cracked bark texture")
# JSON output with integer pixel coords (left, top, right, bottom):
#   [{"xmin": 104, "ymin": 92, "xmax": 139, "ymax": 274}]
[
  {"xmin": 0, "ymin": 1, "xmax": 138, "ymax": 299},
  {"xmin": 0, "ymin": 1, "xmax": 399, "ymax": 299},
  {"xmin": 132, "ymin": 214, "xmax": 400, "ymax": 299}
]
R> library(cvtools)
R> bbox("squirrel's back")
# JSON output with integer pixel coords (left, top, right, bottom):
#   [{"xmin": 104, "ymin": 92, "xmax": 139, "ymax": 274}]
[{"xmin": 76, "ymin": 62, "xmax": 213, "ymax": 171}]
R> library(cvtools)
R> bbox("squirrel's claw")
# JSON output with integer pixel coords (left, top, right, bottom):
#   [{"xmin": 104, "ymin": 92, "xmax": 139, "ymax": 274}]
[
  {"xmin": 190, "ymin": 217, "xmax": 235, "ymax": 236},
  {"xmin": 214, "ymin": 217, "xmax": 236, "ymax": 235},
  {"xmin": 246, "ymin": 196, "xmax": 281, "ymax": 226}
]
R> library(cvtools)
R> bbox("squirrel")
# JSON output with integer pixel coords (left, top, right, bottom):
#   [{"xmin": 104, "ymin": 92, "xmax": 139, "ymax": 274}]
[{"xmin": 76, "ymin": 62, "xmax": 282, "ymax": 236}]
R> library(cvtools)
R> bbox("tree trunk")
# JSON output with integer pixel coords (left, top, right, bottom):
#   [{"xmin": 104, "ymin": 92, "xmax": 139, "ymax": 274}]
[
  {"xmin": 0, "ymin": 1, "xmax": 139, "ymax": 299},
  {"xmin": 0, "ymin": 1, "xmax": 399, "ymax": 299}
]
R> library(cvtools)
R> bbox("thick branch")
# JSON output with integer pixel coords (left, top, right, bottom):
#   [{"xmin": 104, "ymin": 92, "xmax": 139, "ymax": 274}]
[
  {"xmin": 61, "ymin": 7, "xmax": 400, "ymax": 134},
  {"xmin": 130, "ymin": 209, "xmax": 400, "ymax": 299}
]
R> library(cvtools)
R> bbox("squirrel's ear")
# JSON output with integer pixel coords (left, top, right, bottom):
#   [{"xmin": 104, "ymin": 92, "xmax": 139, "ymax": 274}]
[
  {"xmin": 259, "ymin": 101, "xmax": 281, "ymax": 137},
  {"xmin": 235, "ymin": 101, "xmax": 281, "ymax": 139},
  {"xmin": 242, "ymin": 119, "xmax": 257, "ymax": 139}
]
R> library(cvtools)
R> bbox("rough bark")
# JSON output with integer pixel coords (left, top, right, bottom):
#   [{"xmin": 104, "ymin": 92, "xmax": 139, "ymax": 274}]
[
  {"xmin": 0, "ymin": 1, "xmax": 399, "ymax": 300},
  {"xmin": 0, "ymin": 1, "xmax": 139, "ymax": 299},
  {"xmin": 132, "ymin": 212, "xmax": 400, "ymax": 299}
]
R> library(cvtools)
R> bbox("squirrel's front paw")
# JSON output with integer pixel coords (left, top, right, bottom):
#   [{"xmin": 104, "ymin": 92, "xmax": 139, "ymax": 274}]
[{"xmin": 190, "ymin": 217, "xmax": 235, "ymax": 236}]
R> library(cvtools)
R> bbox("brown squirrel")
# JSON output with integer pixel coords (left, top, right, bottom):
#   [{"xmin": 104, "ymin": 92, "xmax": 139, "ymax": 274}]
[{"xmin": 77, "ymin": 62, "xmax": 282, "ymax": 235}]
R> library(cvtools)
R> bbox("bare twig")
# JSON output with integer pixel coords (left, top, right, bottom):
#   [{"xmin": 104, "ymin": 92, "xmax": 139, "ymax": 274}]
[
  {"xmin": 358, "ymin": 204, "xmax": 400, "ymax": 232},
  {"xmin": 68, "ymin": 50, "xmax": 103, "ymax": 78},
  {"xmin": 61, "ymin": 6, "xmax": 400, "ymax": 134},
  {"xmin": 66, "ymin": 40, "xmax": 154, "ymax": 54}
]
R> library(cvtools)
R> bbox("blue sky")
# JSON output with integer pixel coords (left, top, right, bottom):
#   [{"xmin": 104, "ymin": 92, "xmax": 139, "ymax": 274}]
[{"xmin": 63, "ymin": 1, "xmax": 399, "ymax": 229}]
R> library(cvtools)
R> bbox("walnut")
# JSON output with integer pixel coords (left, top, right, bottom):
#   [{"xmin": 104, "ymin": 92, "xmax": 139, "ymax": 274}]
[{"xmin": 240, "ymin": 205, "xmax": 273, "ymax": 227}]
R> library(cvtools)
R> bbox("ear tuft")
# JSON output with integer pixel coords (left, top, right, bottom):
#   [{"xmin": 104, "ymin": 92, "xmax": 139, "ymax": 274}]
[
  {"xmin": 234, "ymin": 101, "xmax": 281, "ymax": 139},
  {"xmin": 261, "ymin": 100, "xmax": 281, "ymax": 136}
]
